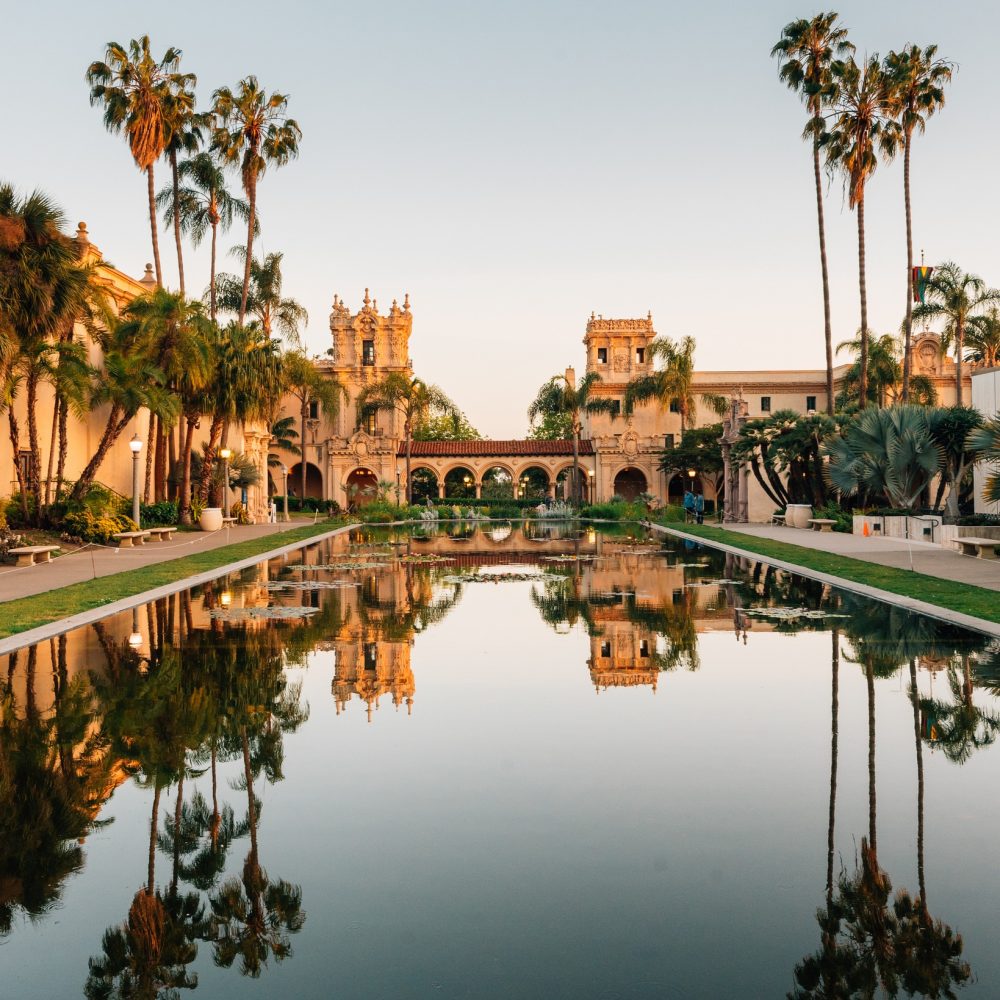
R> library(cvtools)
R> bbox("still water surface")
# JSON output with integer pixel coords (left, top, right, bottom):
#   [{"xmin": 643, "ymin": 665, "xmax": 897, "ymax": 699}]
[{"xmin": 2, "ymin": 522, "xmax": 999, "ymax": 998}]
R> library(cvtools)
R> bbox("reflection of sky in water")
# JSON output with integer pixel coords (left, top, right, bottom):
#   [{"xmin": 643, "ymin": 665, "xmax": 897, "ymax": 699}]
[{"xmin": 2, "ymin": 524, "xmax": 999, "ymax": 998}]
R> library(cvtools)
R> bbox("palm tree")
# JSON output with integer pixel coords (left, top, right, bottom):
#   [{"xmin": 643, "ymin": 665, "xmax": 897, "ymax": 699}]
[
  {"xmin": 883, "ymin": 46, "xmax": 952, "ymax": 402},
  {"xmin": 772, "ymin": 13, "xmax": 854, "ymax": 417},
  {"xmin": 836, "ymin": 330, "xmax": 937, "ymax": 408},
  {"xmin": 161, "ymin": 87, "xmax": 204, "ymax": 298},
  {"xmin": 825, "ymin": 56, "xmax": 898, "ymax": 408},
  {"xmin": 913, "ymin": 261, "xmax": 1000, "ymax": 405},
  {"xmin": 216, "ymin": 248, "xmax": 307, "ymax": 342},
  {"xmin": 268, "ymin": 415, "xmax": 299, "ymax": 468},
  {"xmin": 211, "ymin": 78, "xmax": 301, "ymax": 325},
  {"xmin": 353, "ymin": 372, "xmax": 453, "ymax": 505},
  {"xmin": 966, "ymin": 306, "xmax": 1000, "ymax": 368},
  {"xmin": 623, "ymin": 336, "xmax": 727, "ymax": 434},
  {"xmin": 528, "ymin": 371, "xmax": 613, "ymax": 504},
  {"xmin": 968, "ymin": 415, "xmax": 1000, "ymax": 506},
  {"xmin": 119, "ymin": 289, "xmax": 213, "ymax": 504},
  {"xmin": 157, "ymin": 152, "xmax": 253, "ymax": 323},
  {"xmin": 68, "ymin": 320, "xmax": 178, "ymax": 503},
  {"xmin": 86, "ymin": 37, "xmax": 191, "ymax": 288}
]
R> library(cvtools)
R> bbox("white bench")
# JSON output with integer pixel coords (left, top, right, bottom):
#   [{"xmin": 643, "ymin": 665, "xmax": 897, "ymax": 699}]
[
  {"xmin": 953, "ymin": 537, "xmax": 1000, "ymax": 559},
  {"xmin": 770, "ymin": 513, "xmax": 786, "ymax": 526},
  {"xmin": 808, "ymin": 518, "xmax": 838, "ymax": 533},
  {"xmin": 112, "ymin": 530, "xmax": 151, "ymax": 547},
  {"xmin": 222, "ymin": 516, "xmax": 237, "ymax": 527},
  {"xmin": 146, "ymin": 526, "xmax": 177, "ymax": 541},
  {"xmin": 8, "ymin": 545, "xmax": 60, "ymax": 567}
]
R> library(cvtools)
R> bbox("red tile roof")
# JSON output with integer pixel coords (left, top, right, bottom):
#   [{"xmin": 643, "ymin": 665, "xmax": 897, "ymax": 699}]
[{"xmin": 400, "ymin": 439, "xmax": 594, "ymax": 458}]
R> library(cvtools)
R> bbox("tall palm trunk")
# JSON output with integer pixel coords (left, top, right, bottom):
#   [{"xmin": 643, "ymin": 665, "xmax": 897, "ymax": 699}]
[
  {"xmin": 209, "ymin": 218, "xmax": 218, "ymax": 323},
  {"xmin": 26, "ymin": 369, "xmax": 41, "ymax": 518},
  {"xmin": 70, "ymin": 406, "xmax": 129, "ymax": 502},
  {"xmin": 198, "ymin": 413, "xmax": 224, "ymax": 505},
  {"xmin": 857, "ymin": 196, "xmax": 870, "ymax": 408},
  {"xmin": 405, "ymin": 418, "xmax": 412, "ymax": 504},
  {"xmin": 300, "ymin": 397, "xmax": 309, "ymax": 500},
  {"xmin": 572, "ymin": 418, "xmax": 581, "ymax": 504},
  {"xmin": 955, "ymin": 318, "xmax": 965, "ymax": 405},
  {"xmin": 902, "ymin": 131, "xmax": 914, "ymax": 403},
  {"xmin": 144, "ymin": 415, "xmax": 155, "ymax": 503},
  {"xmin": 56, "ymin": 394, "xmax": 69, "ymax": 501},
  {"xmin": 813, "ymin": 128, "xmax": 835, "ymax": 416},
  {"xmin": 154, "ymin": 416, "xmax": 168, "ymax": 503},
  {"xmin": 169, "ymin": 149, "xmax": 185, "ymax": 298},
  {"xmin": 146, "ymin": 166, "xmax": 163, "ymax": 288},
  {"xmin": 43, "ymin": 394, "xmax": 60, "ymax": 510},
  {"xmin": 239, "ymin": 173, "xmax": 257, "ymax": 325},
  {"xmin": 8, "ymin": 410, "xmax": 29, "ymax": 522},
  {"xmin": 147, "ymin": 782, "xmax": 162, "ymax": 895},
  {"xmin": 171, "ymin": 772, "xmax": 185, "ymax": 895},
  {"xmin": 178, "ymin": 415, "xmax": 197, "ymax": 524}
]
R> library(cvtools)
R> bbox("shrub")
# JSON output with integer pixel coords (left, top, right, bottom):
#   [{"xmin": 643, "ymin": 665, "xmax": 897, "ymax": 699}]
[
  {"xmin": 811, "ymin": 503, "xmax": 853, "ymax": 533},
  {"xmin": 579, "ymin": 501, "xmax": 647, "ymax": 521},
  {"xmin": 486, "ymin": 504, "xmax": 522, "ymax": 519},
  {"xmin": 63, "ymin": 509, "xmax": 137, "ymax": 544},
  {"xmin": 139, "ymin": 500, "xmax": 178, "ymax": 527}
]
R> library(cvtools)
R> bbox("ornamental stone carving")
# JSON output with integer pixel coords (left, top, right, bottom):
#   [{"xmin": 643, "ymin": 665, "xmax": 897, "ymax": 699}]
[{"xmin": 620, "ymin": 430, "xmax": 639, "ymax": 458}]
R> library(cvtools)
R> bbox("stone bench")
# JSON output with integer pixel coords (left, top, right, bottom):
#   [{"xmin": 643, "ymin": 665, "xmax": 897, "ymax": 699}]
[
  {"xmin": 146, "ymin": 526, "xmax": 177, "ymax": 541},
  {"xmin": 808, "ymin": 518, "xmax": 838, "ymax": 533},
  {"xmin": 953, "ymin": 537, "xmax": 1000, "ymax": 559},
  {"xmin": 222, "ymin": 516, "xmax": 237, "ymax": 527},
  {"xmin": 8, "ymin": 545, "xmax": 61, "ymax": 567},
  {"xmin": 112, "ymin": 531, "xmax": 151, "ymax": 547},
  {"xmin": 770, "ymin": 513, "xmax": 786, "ymax": 526}
]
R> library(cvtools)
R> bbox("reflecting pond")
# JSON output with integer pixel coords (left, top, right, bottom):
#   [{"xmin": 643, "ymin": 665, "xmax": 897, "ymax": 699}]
[{"xmin": 2, "ymin": 521, "xmax": 1000, "ymax": 998}]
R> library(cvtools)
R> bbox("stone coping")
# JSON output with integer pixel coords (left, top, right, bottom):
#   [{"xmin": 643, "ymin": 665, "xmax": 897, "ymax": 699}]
[
  {"xmin": 0, "ymin": 523, "xmax": 358, "ymax": 656},
  {"xmin": 648, "ymin": 522, "xmax": 1000, "ymax": 640}
]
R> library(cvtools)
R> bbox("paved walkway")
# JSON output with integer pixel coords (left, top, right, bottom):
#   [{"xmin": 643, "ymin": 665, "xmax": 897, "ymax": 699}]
[
  {"xmin": 721, "ymin": 523, "xmax": 1000, "ymax": 591},
  {"xmin": 0, "ymin": 520, "xmax": 321, "ymax": 604}
]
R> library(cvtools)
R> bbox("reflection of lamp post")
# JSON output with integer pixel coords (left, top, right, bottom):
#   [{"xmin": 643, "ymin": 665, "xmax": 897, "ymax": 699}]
[
  {"xmin": 281, "ymin": 465, "xmax": 290, "ymax": 522},
  {"xmin": 588, "ymin": 468, "xmax": 595, "ymax": 503},
  {"xmin": 463, "ymin": 474, "xmax": 472, "ymax": 499},
  {"xmin": 128, "ymin": 607, "xmax": 142, "ymax": 648},
  {"xmin": 220, "ymin": 591, "xmax": 232, "ymax": 607},
  {"xmin": 129, "ymin": 434, "xmax": 142, "ymax": 527},
  {"xmin": 220, "ymin": 447, "xmax": 232, "ymax": 515}
]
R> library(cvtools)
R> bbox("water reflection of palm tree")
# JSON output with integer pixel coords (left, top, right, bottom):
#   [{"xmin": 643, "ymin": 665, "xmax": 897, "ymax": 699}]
[{"xmin": 920, "ymin": 654, "xmax": 1000, "ymax": 765}]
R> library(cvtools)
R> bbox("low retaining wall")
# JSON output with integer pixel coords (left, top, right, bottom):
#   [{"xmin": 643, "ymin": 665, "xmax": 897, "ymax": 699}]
[{"xmin": 853, "ymin": 514, "xmax": 942, "ymax": 543}]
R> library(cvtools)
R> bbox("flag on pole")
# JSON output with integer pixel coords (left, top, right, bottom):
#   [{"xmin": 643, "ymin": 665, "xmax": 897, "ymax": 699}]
[{"xmin": 913, "ymin": 266, "xmax": 934, "ymax": 304}]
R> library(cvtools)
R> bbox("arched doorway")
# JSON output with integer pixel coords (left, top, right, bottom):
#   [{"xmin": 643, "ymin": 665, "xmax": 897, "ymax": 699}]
[
  {"xmin": 518, "ymin": 466, "xmax": 550, "ymax": 500},
  {"xmin": 556, "ymin": 466, "xmax": 586, "ymax": 503},
  {"xmin": 345, "ymin": 467, "xmax": 379, "ymax": 507},
  {"xmin": 410, "ymin": 467, "xmax": 438, "ymax": 503},
  {"xmin": 613, "ymin": 467, "xmax": 647, "ymax": 501},
  {"xmin": 289, "ymin": 462, "xmax": 323, "ymax": 499},
  {"xmin": 444, "ymin": 466, "xmax": 476, "ymax": 499},
  {"xmin": 481, "ymin": 466, "xmax": 514, "ymax": 500}
]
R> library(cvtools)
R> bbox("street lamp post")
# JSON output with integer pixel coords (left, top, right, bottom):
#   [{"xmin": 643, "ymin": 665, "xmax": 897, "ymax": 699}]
[
  {"xmin": 129, "ymin": 434, "xmax": 142, "ymax": 527},
  {"xmin": 588, "ymin": 469, "xmax": 595, "ymax": 503},
  {"xmin": 281, "ymin": 465, "xmax": 290, "ymax": 522},
  {"xmin": 219, "ymin": 447, "xmax": 232, "ymax": 517}
]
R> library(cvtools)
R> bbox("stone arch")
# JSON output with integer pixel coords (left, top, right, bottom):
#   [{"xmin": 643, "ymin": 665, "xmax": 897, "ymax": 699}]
[
  {"xmin": 554, "ymin": 463, "xmax": 587, "ymax": 502},
  {"xmin": 345, "ymin": 466, "xmax": 379, "ymax": 507},
  {"xmin": 668, "ymin": 471, "xmax": 703, "ymax": 506},
  {"xmin": 481, "ymin": 464, "xmax": 515, "ymax": 501},
  {"xmin": 612, "ymin": 466, "xmax": 648, "ymax": 501},
  {"xmin": 409, "ymin": 465, "xmax": 439, "ymax": 503},
  {"xmin": 443, "ymin": 465, "xmax": 476, "ymax": 499},
  {"xmin": 516, "ymin": 465, "xmax": 550, "ymax": 500},
  {"xmin": 289, "ymin": 461, "xmax": 323, "ymax": 500}
]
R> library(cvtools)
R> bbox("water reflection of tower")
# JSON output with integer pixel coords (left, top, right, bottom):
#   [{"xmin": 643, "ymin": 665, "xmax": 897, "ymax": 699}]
[{"xmin": 330, "ymin": 566, "xmax": 424, "ymax": 721}]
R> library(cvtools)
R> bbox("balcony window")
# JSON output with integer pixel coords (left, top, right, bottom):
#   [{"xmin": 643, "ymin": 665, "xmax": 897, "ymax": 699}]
[
  {"xmin": 600, "ymin": 641, "xmax": 612, "ymax": 658},
  {"xmin": 597, "ymin": 347, "xmax": 608, "ymax": 365},
  {"xmin": 669, "ymin": 400, "xmax": 679, "ymax": 413},
  {"xmin": 364, "ymin": 411, "xmax": 378, "ymax": 435},
  {"xmin": 761, "ymin": 396, "xmax": 771, "ymax": 413},
  {"xmin": 308, "ymin": 400, "xmax": 319, "ymax": 419},
  {"xmin": 362, "ymin": 340, "xmax": 375, "ymax": 366},
  {"xmin": 610, "ymin": 399, "xmax": 621, "ymax": 418},
  {"xmin": 636, "ymin": 347, "xmax": 645, "ymax": 364},
  {"xmin": 664, "ymin": 434, "xmax": 675, "ymax": 449}
]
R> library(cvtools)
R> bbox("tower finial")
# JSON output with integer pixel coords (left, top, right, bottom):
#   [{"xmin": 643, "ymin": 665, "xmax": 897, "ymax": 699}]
[
  {"xmin": 403, "ymin": 292, "xmax": 410, "ymax": 312},
  {"xmin": 363, "ymin": 287, "xmax": 371, "ymax": 306}
]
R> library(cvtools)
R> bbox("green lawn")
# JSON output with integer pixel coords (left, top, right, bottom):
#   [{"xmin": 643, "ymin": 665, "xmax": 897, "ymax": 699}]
[
  {"xmin": 653, "ymin": 520, "xmax": 1000, "ymax": 626},
  {"xmin": 0, "ymin": 520, "xmax": 352, "ymax": 640}
]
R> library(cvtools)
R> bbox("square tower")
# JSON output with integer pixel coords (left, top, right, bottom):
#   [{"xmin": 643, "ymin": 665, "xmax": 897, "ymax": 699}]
[{"xmin": 583, "ymin": 313, "xmax": 656, "ymax": 384}]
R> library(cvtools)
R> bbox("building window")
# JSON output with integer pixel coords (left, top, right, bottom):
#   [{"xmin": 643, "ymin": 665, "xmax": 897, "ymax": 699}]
[
  {"xmin": 364, "ymin": 642, "xmax": 378, "ymax": 671},
  {"xmin": 308, "ymin": 400, "xmax": 319, "ymax": 419},
  {"xmin": 362, "ymin": 340, "xmax": 375, "ymax": 366},
  {"xmin": 806, "ymin": 395, "xmax": 817, "ymax": 412},
  {"xmin": 639, "ymin": 639, "xmax": 649, "ymax": 658},
  {"xmin": 669, "ymin": 400, "xmax": 680, "ymax": 413},
  {"xmin": 636, "ymin": 347, "xmax": 645, "ymax": 364},
  {"xmin": 597, "ymin": 347, "xmax": 608, "ymax": 365},
  {"xmin": 760, "ymin": 396, "xmax": 771, "ymax": 413},
  {"xmin": 364, "ymin": 411, "xmax": 378, "ymax": 434},
  {"xmin": 664, "ymin": 434, "xmax": 675, "ymax": 449},
  {"xmin": 17, "ymin": 451, "xmax": 30, "ymax": 485},
  {"xmin": 600, "ymin": 641, "xmax": 612, "ymax": 658},
  {"xmin": 610, "ymin": 399, "xmax": 621, "ymax": 418}
]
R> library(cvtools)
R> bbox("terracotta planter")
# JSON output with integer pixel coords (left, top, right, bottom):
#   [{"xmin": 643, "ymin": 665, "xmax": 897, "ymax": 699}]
[
  {"xmin": 785, "ymin": 504, "xmax": 813, "ymax": 529},
  {"xmin": 199, "ymin": 507, "xmax": 223, "ymax": 532}
]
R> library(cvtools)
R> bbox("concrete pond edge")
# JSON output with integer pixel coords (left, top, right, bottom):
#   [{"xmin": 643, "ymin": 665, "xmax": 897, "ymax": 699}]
[
  {"xmin": 0, "ymin": 522, "xmax": 359, "ymax": 656},
  {"xmin": 649, "ymin": 522, "xmax": 1000, "ymax": 640}
]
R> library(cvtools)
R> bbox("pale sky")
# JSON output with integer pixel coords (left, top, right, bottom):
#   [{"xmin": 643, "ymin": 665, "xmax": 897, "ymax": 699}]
[{"xmin": 6, "ymin": 0, "xmax": 999, "ymax": 437}]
